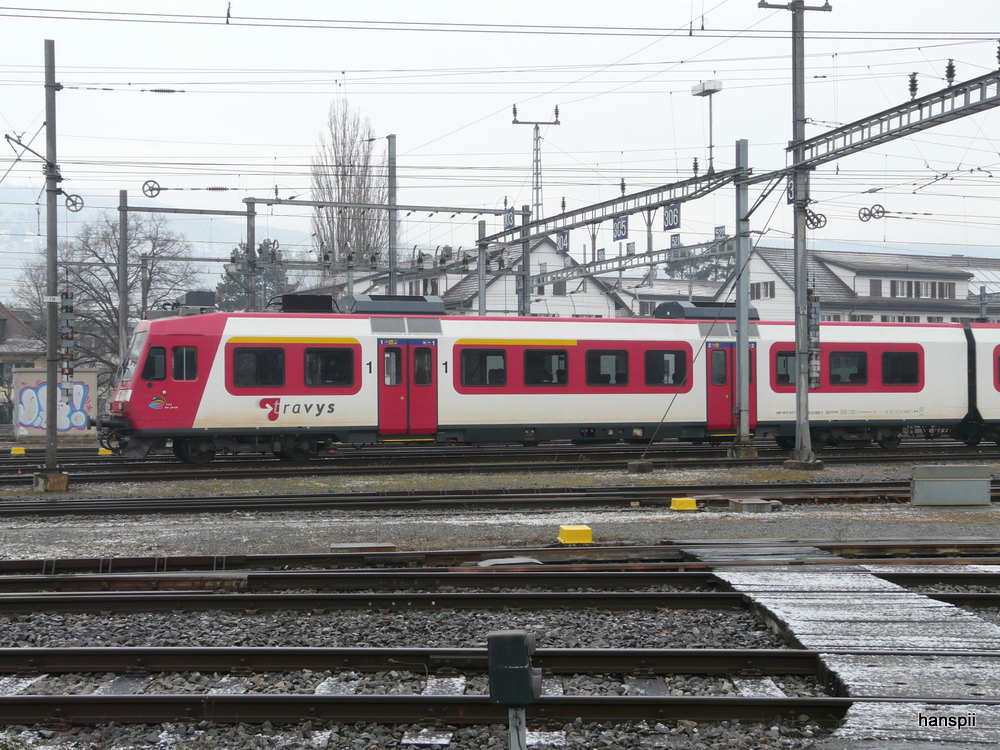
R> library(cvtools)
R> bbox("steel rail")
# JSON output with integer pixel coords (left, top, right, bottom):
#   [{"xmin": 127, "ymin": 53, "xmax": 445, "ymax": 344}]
[
  {"xmin": 4, "ymin": 540, "xmax": 1000, "ymax": 575},
  {"xmin": 4, "ymin": 566, "xmax": 1000, "ymax": 595},
  {"xmin": 0, "ymin": 590, "xmax": 746, "ymax": 614},
  {"xmin": 0, "ymin": 480, "xmax": 916, "ymax": 516},
  {"xmin": 0, "ymin": 693, "xmax": 856, "ymax": 726},
  {"xmin": 0, "ymin": 570, "xmax": 714, "ymax": 593},
  {"xmin": 0, "ymin": 646, "xmax": 820, "ymax": 675},
  {"xmin": 2, "ymin": 447, "xmax": 999, "ymax": 487},
  {"xmin": 4, "ymin": 585, "xmax": 1000, "ymax": 615}
]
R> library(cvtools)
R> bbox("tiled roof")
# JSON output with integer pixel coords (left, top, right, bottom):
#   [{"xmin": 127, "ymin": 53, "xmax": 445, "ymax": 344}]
[
  {"xmin": 816, "ymin": 250, "xmax": 972, "ymax": 279},
  {"xmin": 617, "ymin": 278, "xmax": 723, "ymax": 300},
  {"xmin": 0, "ymin": 301, "xmax": 43, "ymax": 358},
  {"xmin": 753, "ymin": 247, "xmax": 856, "ymax": 302},
  {"xmin": 441, "ymin": 244, "xmax": 524, "ymax": 307}
]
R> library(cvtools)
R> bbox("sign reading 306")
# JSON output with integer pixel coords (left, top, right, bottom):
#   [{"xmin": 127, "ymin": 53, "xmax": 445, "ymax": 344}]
[{"xmin": 612, "ymin": 215, "xmax": 629, "ymax": 241}]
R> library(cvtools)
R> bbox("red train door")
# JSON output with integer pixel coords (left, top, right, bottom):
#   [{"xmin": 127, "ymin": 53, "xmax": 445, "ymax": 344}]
[
  {"xmin": 706, "ymin": 342, "xmax": 757, "ymax": 433},
  {"xmin": 377, "ymin": 339, "xmax": 438, "ymax": 437}
]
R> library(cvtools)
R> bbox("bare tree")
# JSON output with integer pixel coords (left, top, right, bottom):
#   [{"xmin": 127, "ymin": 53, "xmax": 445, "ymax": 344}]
[
  {"xmin": 311, "ymin": 99, "xmax": 387, "ymax": 286},
  {"xmin": 12, "ymin": 212, "xmax": 203, "ymax": 376}
]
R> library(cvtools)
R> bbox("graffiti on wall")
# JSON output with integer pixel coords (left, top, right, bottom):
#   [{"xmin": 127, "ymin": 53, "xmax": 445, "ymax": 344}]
[{"xmin": 17, "ymin": 382, "xmax": 92, "ymax": 433}]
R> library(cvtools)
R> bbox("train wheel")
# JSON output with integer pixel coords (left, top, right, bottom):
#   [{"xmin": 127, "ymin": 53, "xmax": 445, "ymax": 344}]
[
  {"xmin": 775, "ymin": 436, "xmax": 794, "ymax": 451},
  {"xmin": 172, "ymin": 437, "xmax": 216, "ymax": 464},
  {"xmin": 877, "ymin": 435, "xmax": 901, "ymax": 449}
]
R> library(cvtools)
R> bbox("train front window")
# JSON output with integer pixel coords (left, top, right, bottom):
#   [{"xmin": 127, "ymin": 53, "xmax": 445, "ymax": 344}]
[
  {"xmin": 140, "ymin": 346, "xmax": 166, "ymax": 381},
  {"xmin": 172, "ymin": 347, "xmax": 197, "ymax": 381},
  {"xmin": 233, "ymin": 347, "xmax": 285, "ymax": 387},
  {"xmin": 122, "ymin": 330, "xmax": 148, "ymax": 380}
]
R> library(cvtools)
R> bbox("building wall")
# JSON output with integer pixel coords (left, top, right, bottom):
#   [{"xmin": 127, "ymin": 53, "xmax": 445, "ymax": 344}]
[{"xmin": 12, "ymin": 368, "xmax": 98, "ymax": 441}]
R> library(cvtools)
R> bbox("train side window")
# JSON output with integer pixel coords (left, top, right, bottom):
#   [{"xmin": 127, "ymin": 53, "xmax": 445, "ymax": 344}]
[
  {"xmin": 141, "ymin": 347, "xmax": 166, "ymax": 381},
  {"xmin": 645, "ymin": 350, "xmax": 687, "ymax": 386},
  {"xmin": 525, "ymin": 350, "xmax": 567, "ymax": 386},
  {"xmin": 233, "ymin": 347, "xmax": 285, "ymax": 387},
  {"xmin": 305, "ymin": 348, "xmax": 354, "ymax": 387},
  {"xmin": 775, "ymin": 351, "xmax": 795, "ymax": 386},
  {"xmin": 383, "ymin": 347, "xmax": 403, "ymax": 386},
  {"xmin": 586, "ymin": 350, "xmax": 628, "ymax": 386},
  {"xmin": 172, "ymin": 347, "xmax": 197, "ymax": 381},
  {"xmin": 710, "ymin": 349, "xmax": 727, "ymax": 386},
  {"xmin": 414, "ymin": 347, "xmax": 433, "ymax": 386},
  {"xmin": 882, "ymin": 351, "xmax": 919, "ymax": 385},
  {"xmin": 461, "ymin": 349, "xmax": 506, "ymax": 386},
  {"xmin": 830, "ymin": 351, "xmax": 867, "ymax": 385}
]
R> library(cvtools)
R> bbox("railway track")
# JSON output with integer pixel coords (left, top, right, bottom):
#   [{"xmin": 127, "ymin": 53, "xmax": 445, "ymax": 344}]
[
  {"xmin": 0, "ymin": 477, "xmax": 958, "ymax": 516},
  {"xmin": 0, "ymin": 439, "xmax": 998, "ymax": 486},
  {"xmin": 1, "ymin": 543, "xmax": 1000, "ymax": 738},
  {"xmin": 5, "ymin": 538, "xmax": 1000, "ymax": 574}
]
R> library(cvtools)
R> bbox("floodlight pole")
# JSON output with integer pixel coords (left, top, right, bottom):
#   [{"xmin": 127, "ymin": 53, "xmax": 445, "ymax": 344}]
[{"xmin": 692, "ymin": 81, "xmax": 723, "ymax": 175}]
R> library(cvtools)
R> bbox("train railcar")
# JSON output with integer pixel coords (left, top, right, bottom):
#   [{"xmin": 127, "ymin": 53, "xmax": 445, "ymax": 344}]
[
  {"xmin": 97, "ymin": 298, "xmax": 980, "ymax": 462},
  {"xmin": 753, "ymin": 320, "xmax": 971, "ymax": 449}
]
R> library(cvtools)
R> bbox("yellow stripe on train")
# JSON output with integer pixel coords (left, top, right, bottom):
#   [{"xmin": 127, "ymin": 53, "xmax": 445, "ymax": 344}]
[
  {"xmin": 455, "ymin": 339, "xmax": 578, "ymax": 347},
  {"xmin": 226, "ymin": 337, "xmax": 361, "ymax": 344}
]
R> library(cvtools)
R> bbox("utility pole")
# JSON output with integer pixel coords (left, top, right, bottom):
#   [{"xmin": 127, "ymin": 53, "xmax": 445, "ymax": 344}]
[
  {"xmin": 759, "ymin": 0, "xmax": 830, "ymax": 469},
  {"xmin": 519, "ymin": 204, "xmax": 531, "ymax": 316},
  {"xmin": 246, "ymin": 200, "xmax": 256, "ymax": 312},
  {"xmin": 477, "ymin": 220, "xmax": 487, "ymax": 315},
  {"xmin": 118, "ymin": 191, "xmax": 128, "ymax": 365},
  {"xmin": 387, "ymin": 133, "xmax": 398, "ymax": 294},
  {"xmin": 512, "ymin": 105, "xmax": 560, "ymax": 222},
  {"xmin": 43, "ymin": 40, "xmax": 61, "ymax": 478},
  {"xmin": 730, "ymin": 139, "xmax": 757, "ymax": 459}
]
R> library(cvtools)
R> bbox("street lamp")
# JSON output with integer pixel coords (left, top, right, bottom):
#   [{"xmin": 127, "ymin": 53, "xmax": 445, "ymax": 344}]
[{"xmin": 692, "ymin": 81, "xmax": 723, "ymax": 174}]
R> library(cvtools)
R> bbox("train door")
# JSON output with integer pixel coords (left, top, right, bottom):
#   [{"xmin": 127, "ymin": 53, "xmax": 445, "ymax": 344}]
[
  {"xmin": 377, "ymin": 339, "xmax": 438, "ymax": 437},
  {"xmin": 705, "ymin": 342, "xmax": 757, "ymax": 433}
]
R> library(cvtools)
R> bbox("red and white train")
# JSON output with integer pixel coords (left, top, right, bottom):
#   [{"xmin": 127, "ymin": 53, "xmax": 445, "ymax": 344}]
[{"xmin": 98, "ymin": 296, "xmax": 999, "ymax": 462}]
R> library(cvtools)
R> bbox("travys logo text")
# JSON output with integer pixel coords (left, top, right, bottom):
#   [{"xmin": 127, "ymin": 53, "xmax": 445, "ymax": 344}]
[{"xmin": 259, "ymin": 398, "xmax": 336, "ymax": 422}]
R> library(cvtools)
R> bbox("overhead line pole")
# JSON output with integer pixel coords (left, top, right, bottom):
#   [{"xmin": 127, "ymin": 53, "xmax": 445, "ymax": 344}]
[
  {"xmin": 387, "ymin": 134, "xmax": 398, "ymax": 294},
  {"xmin": 756, "ymin": 2, "xmax": 999, "ymax": 467},
  {"xmin": 41, "ymin": 39, "xmax": 64, "ymax": 487},
  {"xmin": 731, "ymin": 139, "xmax": 756, "ymax": 459},
  {"xmin": 759, "ymin": 0, "xmax": 831, "ymax": 469}
]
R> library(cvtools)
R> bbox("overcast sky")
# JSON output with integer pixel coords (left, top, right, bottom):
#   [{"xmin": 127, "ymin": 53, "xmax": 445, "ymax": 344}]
[{"xmin": 1, "ymin": 1, "xmax": 998, "ymax": 297}]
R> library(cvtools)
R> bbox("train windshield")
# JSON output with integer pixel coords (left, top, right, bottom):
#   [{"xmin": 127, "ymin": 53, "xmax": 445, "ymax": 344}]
[{"xmin": 120, "ymin": 330, "xmax": 148, "ymax": 382}]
